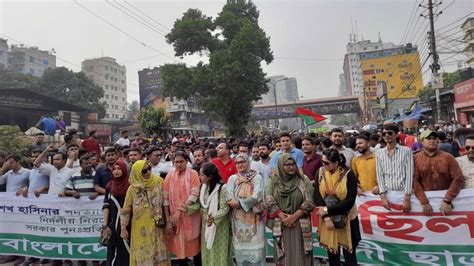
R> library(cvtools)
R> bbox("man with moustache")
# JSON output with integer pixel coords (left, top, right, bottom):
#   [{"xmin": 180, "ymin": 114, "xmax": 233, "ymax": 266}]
[
  {"xmin": 456, "ymin": 134, "xmax": 474, "ymax": 188},
  {"xmin": 301, "ymin": 136, "xmax": 322, "ymax": 182},
  {"xmin": 413, "ymin": 130, "xmax": 464, "ymax": 216},
  {"xmin": 250, "ymin": 142, "xmax": 272, "ymax": 185},
  {"xmin": 352, "ymin": 134, "xmax": 378, "ymax": 195}
]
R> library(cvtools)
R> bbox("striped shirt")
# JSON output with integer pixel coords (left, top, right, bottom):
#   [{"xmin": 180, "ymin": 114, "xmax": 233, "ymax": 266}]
[
  {"xmin": 66, "ymin": 170, "xmax": 96, "ymax": 196},
  {"xmin": 331, "ymin": 145, "xmax": 356, "ymax": 168},
  {"xmin": 375, "ymin": 144, "xmax": 414, "ymax": 194}
]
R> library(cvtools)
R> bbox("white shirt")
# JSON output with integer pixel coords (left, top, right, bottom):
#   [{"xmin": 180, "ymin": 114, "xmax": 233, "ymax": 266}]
[
  {"xmin": 0, "ymin": 167, "xmax": 30, "ymax": 192},
  {"xmin": 66, "ymin": 159, "xmax": 81, "ymax": 176},
  {"xmin": 456, "ymin": 155, "xmax": 474, "ymax": 189},
  {"xmin": 39, "ymin": 163, "xmax": 75, "ymax": 196},
  {"xmin": 115, "ymin": 137, "xmax": 130, "ymax": 147},
  {"xmin": 250, "ymin": 160, "xmax": 272, "ymax": 186}
]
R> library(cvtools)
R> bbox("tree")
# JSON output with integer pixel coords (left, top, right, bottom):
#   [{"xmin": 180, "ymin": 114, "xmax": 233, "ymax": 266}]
[
  {"xmin": 0, "ymin": 67, "xmax": 106, "ymax": 118},
  {"xmin": 126, "ymin": 100, "xmax": 140, "ymax": 121},
  {"xmin": 418, "ymin": 71, "xmax": 461, "ymax": 102},
  {"xmin": 0, "ymin": 125, "xmax": 30, "ymax": 156},
  {"xmin": 138, "ymin": 106, "xmax": 172, "ymax": 136},
  {"xmin": 161, "ymin": 1, "xmax": 273, "ymax": 136}
]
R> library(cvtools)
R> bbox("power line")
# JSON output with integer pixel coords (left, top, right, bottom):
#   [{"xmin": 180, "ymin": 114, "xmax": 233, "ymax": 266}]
[
  {"xmin": 123, "ymin": 0, "xmax": 170, "ymax": 32},
  {"xmin": 105, "ymin": 0, "xmax": 168, "ymax": 37},
  {"xmin": 400, "ymin": 0, "xmax": 422, "ymax": 45},
  {"xmin": 73, "ymin": 0, "xmax": 174, "ymax": 61},
  {"xmin": 436, "ymin": 11, "xmax": 473, "ymax": 31},
  {"xmin": 119, "ymin": 54, "xmax": 167, "ymax": 64}
]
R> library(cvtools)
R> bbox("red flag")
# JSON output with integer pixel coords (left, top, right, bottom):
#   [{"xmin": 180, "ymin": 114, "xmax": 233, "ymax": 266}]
[{"xmin": 295, "ymin": 107, "xmax": 327, "ymax": 125}]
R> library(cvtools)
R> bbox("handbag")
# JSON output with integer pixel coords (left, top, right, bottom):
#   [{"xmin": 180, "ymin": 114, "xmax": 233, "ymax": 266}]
[{"xmin": 320, "ymin": 168, "xmax": 350, "ymax": 229}]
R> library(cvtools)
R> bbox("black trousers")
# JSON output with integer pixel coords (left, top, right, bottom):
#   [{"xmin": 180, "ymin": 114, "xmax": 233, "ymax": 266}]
[
  {"xmin": 106, "ymin": 241, "xmax": 130, "ymax": 266},
  {"xmin": 327, "ymin": 248, "xmax": 357, "ymax": 266},
  {"xmin": 176, "ymin": 252, "xmax": 201, "ymax": 266}
]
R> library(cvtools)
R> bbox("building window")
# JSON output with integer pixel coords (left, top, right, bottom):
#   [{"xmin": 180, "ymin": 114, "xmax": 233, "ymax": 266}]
[
  {"xmin": 375, "ymin": 46, "xmax": 378, "ymax": 49},
  {"xmin": 29, "ymin": 56, "xmax": 35, "ymax": 63},
  {"xmin": 105, "ymin": 74, "xmax": 109, "ymax": 80},
  {"xmin": 121, "ymin": 71, "xmax": 124, "ymax": 75},
  {"xmin": 122, "ymin": 97, "xmax": 125, "ymax": 102},
  {"xmin": 122, "ymin": 89, "xmax": 125, "ymax": 93},
  {"xmin": 388, "ymin": 62, "xmax": 392, "ymax": 66},
  {"xmin": 105, "ymin": 85, "xmax": 109, "ymax": 90},
  {"xmin": 115, "ymin": 96, "xmax": 118, "ymax": 100},
  {"xmin": 105, "ymin": 114, "xmax": 109, "ymax": 118},
  {"xmin": 122, "ymin": 106, "xmax": 126, "ymax": 110},
  {"xmin": 114, "ymin": 69, "xmax": 117, "ymax": 73},
  {"xmin": 363, "ymin": 48, "xmax": 367, "ymax": 51},
  {"xmin": 43, "ymin": 59, "xmax": 49, "ymax": 65},
  {"xmin": 121, "ymin": 80, "xmax": 125, "ymax": 84},
  {"xmin": 105, "ymin": 94, "xmax": 109, "ymax": 99},
  {"xmin": 115, "ymin": 87, "xmax": 118, "ymax": 91},
  {"xmin": 0, "ymin": 50, "xmax": 3, "ymax": 56},
  {"xmin": 391, "ymin": 86, "xmax": 395, "ymax": 89},
  {"xmin": 114, "ymin": 77, "xmax": 118, "ymax": 82},
  {"xmin": 115, "ymin": 105, "xmax": 118, "ymax": 110},
  {"xmin": 370, "ymin": 64, "xmax": 375, "ymax": 68},
  {"xmin": 105, "ymin": 66, "xmax": 108, "ymax": 71},
  {"xmin": 388, "ymin": 73, "xmax": 393, "ymax": 77},
  {"xmin": 29, "ymin": 68, "xmax": 35, "ymax": 75}
]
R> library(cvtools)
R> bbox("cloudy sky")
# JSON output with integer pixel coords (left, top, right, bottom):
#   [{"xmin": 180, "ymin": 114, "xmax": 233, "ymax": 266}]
[{"xmin": 1, "ymin": 0, "xmax": 471, "ymax": 103}]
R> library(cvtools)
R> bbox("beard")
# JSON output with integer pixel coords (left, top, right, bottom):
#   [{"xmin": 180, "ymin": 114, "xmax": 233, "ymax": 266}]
[
  {"xmin": 358, "ymin": 148, "xmax": 368, "ymax": 154},
  {"xmin": 260, "ymin": 153, "xmax": 269, "ymax": 159}
]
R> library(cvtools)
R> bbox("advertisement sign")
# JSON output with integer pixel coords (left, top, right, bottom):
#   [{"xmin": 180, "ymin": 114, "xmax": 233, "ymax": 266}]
[
  {"xmin": 138, "ymin": 67, "xmax": 164, "ymax": 109},
  {"xmin": 361, "ymin": 52, "xmax": 424, "ymax": 99},
  {"xmin": 454, "ymin": 78, "xmax": 474, "ymax": 109}
]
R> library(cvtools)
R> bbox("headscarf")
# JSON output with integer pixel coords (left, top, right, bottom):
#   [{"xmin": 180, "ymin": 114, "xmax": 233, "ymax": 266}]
[
  {"xmin": 269, "ymin": 153, "xmax": 305, "ymax": 212},
  {"xmin": 129, "ymin": 160, "xmax": 161, "ymax": 188},
  {"xmin": 106, "ymin": 159, "xmax": 129, "ymax": 196}
]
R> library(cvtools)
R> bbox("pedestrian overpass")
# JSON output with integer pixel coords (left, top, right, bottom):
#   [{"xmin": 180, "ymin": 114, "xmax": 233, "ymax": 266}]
[{"xmin": 251, "ymin": 95, "xmax": 363, "ymax": 122}]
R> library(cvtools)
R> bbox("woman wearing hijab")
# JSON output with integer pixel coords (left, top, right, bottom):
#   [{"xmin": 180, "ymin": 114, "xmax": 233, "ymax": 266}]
[
  {"xmin": 163, "ymin": 151, "xmax": 201, "ymax": 266},
  {"xmin": 313, "ymin": 149, "xmax": 360, "ymax": 266},
  {"xmin": 102, "ymin": 160, "xmax": 130, "ymax": 266},
  {"xmin": 119, "ymin": 160, "xmax": 170, "ymax": 266},
  {"xmin": 196, "ymin": 162, "xmax": 232, "ymax": 266},
  {"xmin": 265, "ymin": 153, "xmax": 315, "ymax": 265},
  {"xmin": 226, "ymin": 153, "xmax": 266, "ymax": 266}
]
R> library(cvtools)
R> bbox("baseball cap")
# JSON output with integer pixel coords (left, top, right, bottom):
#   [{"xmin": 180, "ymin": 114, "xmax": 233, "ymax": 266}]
[{"xmin": 419, "ymin": 130, "xmax": 438, "ymax": 141}]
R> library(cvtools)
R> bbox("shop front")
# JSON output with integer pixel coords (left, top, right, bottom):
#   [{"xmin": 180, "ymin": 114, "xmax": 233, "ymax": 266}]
[{"xmin": 454, "ymin": 78, "xmax": 474, "ymax": 127}]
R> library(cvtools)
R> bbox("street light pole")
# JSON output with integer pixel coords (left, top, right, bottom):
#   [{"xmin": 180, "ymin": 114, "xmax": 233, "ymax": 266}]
[{"xmin": 270, "ymin": 77, "xmax": 288, "ymax": 129}]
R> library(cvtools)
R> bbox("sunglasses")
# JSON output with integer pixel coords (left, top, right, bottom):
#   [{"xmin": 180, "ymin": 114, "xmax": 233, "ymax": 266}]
[
  {"xmin": 465, "ymin": 146, "xmax": 474, "ymax": 151},
  {"xmin": 322, "ymin": 160, "xmax": 331, "ymax": 165},
  {"xmin": 381, "ymin": 131, "xmax": 395, "ymax": 137},
  {"xmin": 235, "ymin": 160, "xmax": 247, "ymax": 165},
  {"xmin": 141, "ymin": 165, "xmax": 151, "ymax": 174}
]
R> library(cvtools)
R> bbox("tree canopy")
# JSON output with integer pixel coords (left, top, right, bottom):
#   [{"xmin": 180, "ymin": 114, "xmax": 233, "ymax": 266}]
[
  {"xmin": 161, "ymin": 0, "xmax": 273, "ymax": 136},
  {"xmin": 138, "ymin": 106, "xmax": 171, "ymax": 135}
]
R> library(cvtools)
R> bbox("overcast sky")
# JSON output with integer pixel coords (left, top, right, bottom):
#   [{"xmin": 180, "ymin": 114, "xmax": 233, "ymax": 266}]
[{"xmin": 1, "ymin": 0, "xmax": 472, "ymax": 103}]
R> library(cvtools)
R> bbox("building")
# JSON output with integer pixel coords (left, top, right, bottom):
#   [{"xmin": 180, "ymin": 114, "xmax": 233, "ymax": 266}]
[
  {"xmin": 138, "ymin": 67, "xmax": 164, "ymax": 109},
  {"xmin": 462, "ymin": 17, "xmax": 474, "ymax": 67},
  {"xmin": 343, "ymin": 39, "xmax": 410, "ymax": 96},
  {"xmin": 0, "ymin": 39, "xmax": 8, "ymax": 68},
  {"xmin": 339, "ymin": 73, "xmax": 350, "ymax": 96},
  {"xmin": 360, "ymin": 49, "xmax": 423, "ymax": 116},
  {"xmin": 259, "ymin": 75, "xmax": 299, "ymax": 105},
  {"xmin": 258, "ymin": 75, "xmax": 300, "ymax": 129},
  {"xmin": 7, "ymin": 45, "xmax": 56, "ymax": 77},
  {"xmin": 82, "ymin": 57, "xmax": 127, "ymax": 120},
  {"xmin": 454, "ymin": 68, "xmax": 474, "ymax": 127}
]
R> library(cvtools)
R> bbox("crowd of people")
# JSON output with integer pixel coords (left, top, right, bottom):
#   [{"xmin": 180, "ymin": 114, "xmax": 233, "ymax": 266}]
[{"xmin": 0, "ymin": 123, "xmax": 473, "ymax": 266}]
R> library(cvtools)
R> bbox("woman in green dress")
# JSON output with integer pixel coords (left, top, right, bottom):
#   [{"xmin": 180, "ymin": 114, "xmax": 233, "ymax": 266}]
[{"xmin": 193, "ymin": 162, "xmax": 232, "ymax": 266}]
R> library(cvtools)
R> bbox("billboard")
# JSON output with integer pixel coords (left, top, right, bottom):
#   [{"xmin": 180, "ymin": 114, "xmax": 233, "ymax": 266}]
[
  {"xmin": 138, "ymin": 67, "xmax": 164, "ymax": 108},
  {"xmin": 361, "ymin": 52, "xmax": 424, "ymax": 100}
]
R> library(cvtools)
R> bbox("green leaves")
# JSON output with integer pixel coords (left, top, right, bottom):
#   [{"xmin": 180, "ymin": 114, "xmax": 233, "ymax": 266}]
[
  {"xmin": 162, "ymin": 1, "xmax": 273, "ymax": 136},
  {"xmin": 137, "ymin": 106, "xmax": 171, "ymax": 135}
]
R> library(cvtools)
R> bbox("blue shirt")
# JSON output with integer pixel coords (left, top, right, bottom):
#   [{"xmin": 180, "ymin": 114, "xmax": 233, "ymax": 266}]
[
  {"xmin": 40, "ymin": 117, "xmax": 57, "ymax": 135},
  {"xmin": 0, "ymin": 167, "xmax": 31, "ymax": 192},
  {"xmin": 270, "ymin": 147, "xmax": 305, "ymax": 169},
  {"xmin": 28, "ymin": 168, "xmax": 49, "ymax": 193},
  {"xmin": 94, "ymin": 164, "xmax": 112, "ymax": 189}
]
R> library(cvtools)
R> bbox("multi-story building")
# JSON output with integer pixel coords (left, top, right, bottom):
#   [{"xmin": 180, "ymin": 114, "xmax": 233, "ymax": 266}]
[
  {"xmin": 259, "ymin": 75, "xmax": 299, "ymax": 104},
  {"xmin": 82, "ymin": 57, "xmax": 127, "ymax": 120},
  {"xmin": 7, "ymin": 45, "xmax": 56, "ymax": 77},
  {"xmin": 343, "ymin": 39, "xmax": 408, "ymax": 96},
  {"xmin": 361, "ymin": 49, "xmax": 423, "ymax": 116},
  {"xmin": 338, "ymin": 73, "xmax": 350, "ymax": 96},
  {"xmin": 462, "ymin": 17, "xmax": 474, "ymax": 67},
  {"xmin": 0, "ymin": 39, "xmax": 8, "ymax": 68}
]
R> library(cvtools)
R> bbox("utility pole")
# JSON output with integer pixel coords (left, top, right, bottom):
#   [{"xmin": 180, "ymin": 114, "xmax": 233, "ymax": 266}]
[{"xmin": 427, "ymin": 0, "xmax": 442, "ymax": 122}]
